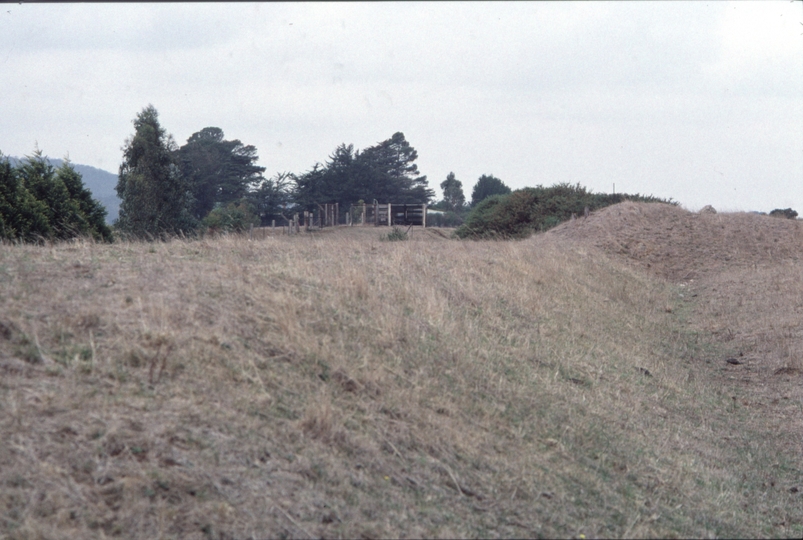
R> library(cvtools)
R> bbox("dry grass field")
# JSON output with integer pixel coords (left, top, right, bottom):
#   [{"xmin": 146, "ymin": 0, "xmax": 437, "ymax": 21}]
[{"xmin": 1, "ymin": 201, "xmax": 802, "ymax": 539}]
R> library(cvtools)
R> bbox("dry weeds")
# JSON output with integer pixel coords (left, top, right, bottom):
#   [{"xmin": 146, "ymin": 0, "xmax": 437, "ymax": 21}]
[{"xmin": 1, "ymin": 210, "xmax": 801, "ymax": 539}]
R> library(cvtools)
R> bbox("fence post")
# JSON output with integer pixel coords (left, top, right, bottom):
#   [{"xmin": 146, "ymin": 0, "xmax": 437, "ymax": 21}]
[
  {"xmin": 422, "ymin": 203, "xmax": 427, "ymax": 228},
  {"xmin": 249, "ymin": 223, "xmax": 254, "ymax": 240},
  {"xmin": 388, "ymin": 203, "xmax": 392, "ymax": 226},
  {"xmin": 272, "ymin": 219, "xmax": 275, "ymax": 230}
]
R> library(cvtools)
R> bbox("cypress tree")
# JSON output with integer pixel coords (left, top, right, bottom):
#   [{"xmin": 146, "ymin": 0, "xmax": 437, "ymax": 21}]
[{"xmin": 116, "ymin": 105, "xmax": 196, "ymax": 238}]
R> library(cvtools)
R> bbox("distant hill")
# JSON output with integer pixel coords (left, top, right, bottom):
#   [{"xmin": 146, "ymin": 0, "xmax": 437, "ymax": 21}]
[{"xmin": 6, "ymin": 156, "xmax": 120, "ymax": 224}]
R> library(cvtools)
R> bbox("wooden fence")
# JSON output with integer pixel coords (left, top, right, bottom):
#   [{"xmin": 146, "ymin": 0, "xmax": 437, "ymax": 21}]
[
  {"xmin": 346, "ymin": 203, "xmax": 427, "ymax": 227},
  {"xmin": 255, "ymin": 202, "xmax": 428, "ymax": 235}
]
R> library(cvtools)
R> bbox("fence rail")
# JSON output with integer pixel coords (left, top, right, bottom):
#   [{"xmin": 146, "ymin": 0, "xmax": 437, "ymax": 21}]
[{"xmin": 346, "ymin": 203, "xmax": 427, "ymax": 227}]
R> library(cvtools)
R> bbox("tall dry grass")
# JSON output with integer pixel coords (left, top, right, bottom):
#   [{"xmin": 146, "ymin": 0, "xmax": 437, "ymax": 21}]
[{"xmin": 0, "ymin": 227, "xmax": 801, "ymax": 538}]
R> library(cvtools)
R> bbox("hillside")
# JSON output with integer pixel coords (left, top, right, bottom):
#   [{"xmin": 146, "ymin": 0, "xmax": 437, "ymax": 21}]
[{"xmin": 1, "ymin": 209, "xmax": 802, "ymax": 538}]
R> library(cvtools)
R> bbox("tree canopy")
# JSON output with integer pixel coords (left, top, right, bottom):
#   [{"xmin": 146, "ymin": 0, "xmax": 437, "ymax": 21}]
[
  {"xmin": 116, "ymin": 105, "xmax": 196, "ymax": 238},
  {"xmin": 440, "ymin": 172, "xmax": 466, "ymax": 212},
  {"xmin": 470, "ymin": 174, "xmax": 511, "ymax": 207},
  {"xmin": 176, "ymin": 127, "xmax": 266, "ymax": 221},
  {"xmin": 0, "ymin": 150, "xmax": 112, "ymax": 243},
  {"xmin": 293, "ymin": 132, "xmax": 434, "ymax": 212},
  {"xmin": 249, "ymin": 171, "xmax": 294, "ymax": 225}
]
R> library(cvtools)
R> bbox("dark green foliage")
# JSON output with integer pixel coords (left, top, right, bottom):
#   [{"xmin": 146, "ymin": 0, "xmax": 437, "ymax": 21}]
[
  {"xmin": 249, "ymin": 172, "xmax": 294, "ymax": 226},
  {"xmin": 0, "ymin": 153, "xmax": 50, "ymax": 241},
  {"xmin": 201, "ymin": 199, "xmax": 260, "ymax": 234},
  {"xmin": 456, "ymin": 191, "xmax": 536, "ymax": 239},
  {"xmin": 440, "ymin": 172, "xmax": 466, "ymax": 212},
  {"xmin": 455, "ymin": 182, "xmax": 675, "ymax": 239},
  {"xmin": 0, "ymin": 150, "xmax": 112, "ymax": 243},
  {"xmin": 470, "ymin": 174, "xmax": 511, "ymax": 207},
  {"xmin": 293, "ymin": 144, "xmax": 362, "ymax": 211},
  {"xmin": 769, "ymin": 208, "xmax": 798, "ymax": 219},
  {"xmin": 11, "ymin": 158, "xmax": 120, "ymax": 224},
  {"xmin": 16, "ymin": 152, "xmax": 71, "ymax": 237},
  {"xmin": 116, "ymin": 105, "xmax": 197, "ymax": 238},
  {"xmin": 56, "ymin": 160, "xmax": 113, "ymax": 242},
  {"xmin": 358, "ymin": 133, "xmax": 434, "ymax": 204},
  {"xmin": 176, "ymin": 127, "xmax": 266, "ymax": 221},
  {"xmin": 293, "ymin": 133, "xmax": 434, "ymax": 211}
]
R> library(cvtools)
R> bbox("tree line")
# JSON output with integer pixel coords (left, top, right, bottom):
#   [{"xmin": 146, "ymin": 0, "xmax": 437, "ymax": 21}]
[
  {"xmin": 110, "ymin": 106, "xmax": 433, "ymax": 237},
  {"xmin": 110, "ymin": 104, "xmax": 520, "ymax": 238},
  {"xmin": 8, "ymin": 103, "xmax": 747, "ymax": 243},
  {"xmin": 1, "ymin": 104, "xmax": 518, "ymax": 242}
]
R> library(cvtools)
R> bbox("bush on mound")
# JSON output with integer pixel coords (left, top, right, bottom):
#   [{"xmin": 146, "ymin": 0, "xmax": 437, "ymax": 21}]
[
  {"xmin": 455, "ymin": 182, "xmax": 675, "ymax": 239},
  {"xmin": 769, "ymin": 208, "xmax": 798, "ymax": 220}
]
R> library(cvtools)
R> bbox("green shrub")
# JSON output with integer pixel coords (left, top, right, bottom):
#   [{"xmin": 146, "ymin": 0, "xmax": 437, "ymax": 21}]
[
  {"xmin": 382, "ymin": 226, "xmax": 409, "ymax": 242},
  {"xmin": 455, "ymin": 182, "xmax": 675, "ymax": 240},
  {"xmin": 202, "ymin": 200, "xmax": 260, "ymax": 234},
  {"xmin": 769, "ymin": 208, "xmax": 798, "ymax": 219}
]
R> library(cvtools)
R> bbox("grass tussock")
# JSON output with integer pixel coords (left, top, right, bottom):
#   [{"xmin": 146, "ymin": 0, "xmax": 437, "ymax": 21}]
[{"xmin": 0, "ymin": 218, "xmax": 802, "ymax": 538}]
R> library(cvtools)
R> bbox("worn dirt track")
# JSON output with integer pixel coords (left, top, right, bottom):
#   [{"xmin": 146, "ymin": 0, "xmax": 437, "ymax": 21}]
[{"xmin": 548, "ymin": 201, "xmax": 803, "ymax": 459}]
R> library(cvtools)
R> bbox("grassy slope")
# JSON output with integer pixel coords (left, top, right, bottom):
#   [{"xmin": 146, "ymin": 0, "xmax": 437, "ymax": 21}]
[{"xmin": 0, "ymin": 223, "xmax": 801, "ymax": 539}]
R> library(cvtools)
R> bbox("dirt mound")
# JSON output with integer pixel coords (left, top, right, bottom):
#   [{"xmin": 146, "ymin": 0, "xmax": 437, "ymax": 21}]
[{"xmin": 546, "ymin": 201, "xmax": 803, "ymax": 281}]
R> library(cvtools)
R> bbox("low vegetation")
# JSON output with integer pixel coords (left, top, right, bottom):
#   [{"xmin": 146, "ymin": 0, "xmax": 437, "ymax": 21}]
[
  {"xmin": 1, "ymin": 205, "xmax": 802, "ymax": 539},
  {"xmin": 455, "ymin": 183, "xmax": 674, "ymax": 239}
]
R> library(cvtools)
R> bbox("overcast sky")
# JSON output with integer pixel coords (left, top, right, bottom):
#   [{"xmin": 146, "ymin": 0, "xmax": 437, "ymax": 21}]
[{"xmin": 1, "ymin": 2, "xmax": 801, "ymax": 212}]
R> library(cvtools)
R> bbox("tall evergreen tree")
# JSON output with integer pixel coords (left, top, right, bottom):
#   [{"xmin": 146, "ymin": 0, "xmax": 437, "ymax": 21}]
[
  {"xmin": 176, "ymin": 127, "xmax": 266, "ymax": 220},
  {"xmin": 57, "ymin": 159, "xmax": 113, "ymax": 242},
  {"xmin": 16, "ymin": 150, "xmax": 72, "ymax": 236},
  {"xmin": 116, "ymin": 105, "xmax": 196, "ymax": 238},
  {"xmin": 293, "ymin": 163, "xmax": 327, "ymax": 211},
  {"xmin": 249, "ymin": 171, "xmax": 294, "ymax": 225},
  {"xmin": 293, "ymin": 132, "xmax": 434, "ymax": 211},
  {"xmin": 0, "ymin": 152, "xmax": 51, "ymax": 241},
  {"xmin": 357, "ymin": 132, "xmax": 434, "ymax": 204},
  {"xmin": 440, "ymin": 172, "xmax": 465, "ymax": 212},
  {"xmin": 0, "ymin": 150, "xmax": 112, "ymax": 242}
]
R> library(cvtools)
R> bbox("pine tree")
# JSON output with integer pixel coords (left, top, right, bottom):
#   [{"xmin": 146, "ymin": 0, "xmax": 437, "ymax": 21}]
[
  {"xmin": 293, "ymin": 132, "xmax": 434, "ymax": 211},
  {"xmin": 116, "ymin": 105, "xmax": 196, "ymax": 238},
  {"xmin": 1, "ymin": 150, "xmax": 111, "ymax": 243},
  {"xmin": 57, "ymin": 159, "xmax": 113, "ymax": 242},
  {"xmin": 357, "ymin": 132, "xmax": 434, "ymax": 204},
  {"xmin": 176, "ymin": 127, "xmax": 266, "ymax": 221},
  {"xmin": 440, "ymin": 172, "xmax": 466, "ymax": 212},
  {"xmin": 0, "ymin": 152, "xmax": 51, "ymax": 241}
]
